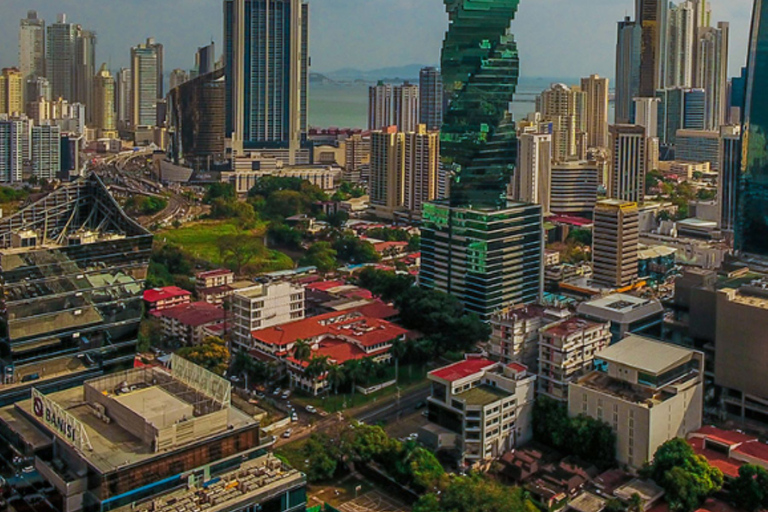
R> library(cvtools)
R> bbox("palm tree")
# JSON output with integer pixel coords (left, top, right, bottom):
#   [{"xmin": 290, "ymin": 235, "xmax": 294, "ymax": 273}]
[
  {"xmin": 304, "ymin": 356, "xmax": 330, "ymax": 380},
  {"xmin": 344, "ymin": 359, "xmax": 365, "ymax": 396},
  {"xmin": 293, "ymin": 339, "xmax": 312, "ymax": 362},
  {"xmin": 326, "ymin": 364, "xmax": 347, "ymax": 395}
]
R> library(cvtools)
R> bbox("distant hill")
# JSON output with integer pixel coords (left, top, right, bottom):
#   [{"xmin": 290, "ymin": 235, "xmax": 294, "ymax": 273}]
[{"xmin": 318, "ymin": 64, "xmax": 433, "ymax": 82}]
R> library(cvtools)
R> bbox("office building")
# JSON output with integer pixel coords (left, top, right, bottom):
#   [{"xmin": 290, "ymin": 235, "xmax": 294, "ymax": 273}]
[
  {"xmin": 225, "ymin": 0, "xmax": 309, "ymax": 162},
  {"xmin": 716, "ymin": 282, "xmax": 768, "ymax": 424},
  {"xmin": 426, "ymin": 357, "xmax": 536, "ymax": 464},
  {"xmin": 74, "ymin": 29, "xmax": 96, "ymax": 121},
  {"xmin": 169, "ymin": 69, "xmax": 189, "ymax": 90},
  {"xmin": 581, "ymin": 74, "xmax": 609, "ymax": 149},
  {"xmin": 537, "ymin": 83, "xmax": 586, "ymax": 161},
  {"xmin": 592, "ymin": 199, "xmax": 639, "ymax": 289},
  {"xmin": 737, "ymin": 0, "xmax": 768, "ymax": 256},
  {"xmin": 634, "ymin": 97, "xmax": 660, "ymax": 138},
  {"xmin": 0, "ymin": 356, "xmax": 307, "ymax": 512},
  {"xmin": 616, "ymin": 17, "xmax": 642, "ymax": 124},
  {"xmin": 675, "ymin": 129, "xmax": 720, "ymax": 168},
  {"xmin": 549, "ymin": 160, "xmax": 600, "ymax": 216},
  {"xmin": 488, "ymin": 305, "xmax": 565, "ymax": 368},
  {"xmin": 368, "ymin": 81, "xmax": 392, "ymax": 131},
  {"xmin": 230, "ymin": 281, "xmax": 305, "ymax": 351},
  {"xmin": 577, "ymin": 293, "xmax": 664, "ymax": 342},
  {"xmin": 196, "ymin": 42, "xmax": 216, "ymax": 76},
  {"xmin": 92, "ymin": 63, "xmax": 116, "ymax": 138},
  {"xmin": 539, "ymin": 317, "xmax": 612, "ymax": 402},
  {"xmin": 637, "ymin": 0, "xmax": 667, "ymax": 96},
  {"xmin": 0, "ymin": 68, "xmax": 24, "ymax": 116},
  {"xmin": 514, "ymin": 132, "xmax": 552, "ymax": 214},
  {"xmin": 419, "ymin": 66, "xmax": 443, "ymax": 130},
  {"xmin": 698, "ymin": 22, "xmax": 729, "ymax": 130},
  {"xmin": 167, "ymin": 67, "xmax": 226, "ymax": 166},
  {"xmin": 25, "ymin": 76, "xmax": 50, "ymax": 105},
  {"xmin": 393, "ymin": 82, "xmax": 419, "ymax": 133},
  {"xmin": 131, "ymin": 38, "xmax": 161, "ymax": 128},
  {"xmin": 718, "ymin": 125, "xmax": 741, "ymax": 232},
  {"xmin": 420, "ymin": 200, "xmax": 544, "ymax": 320},
  {"xmin": 403, "ymin": 125, "xmax": 440, "ymax": 215},
  {"xmin": 440, "ymin": 0, "xmax": 520, "ymax": 208},
  {"xmin": 682, "ymin": 87, "xmax": 706, "ymax": 130},
  {"xmin": 116, "ymin": 68, "xmax": 131, "ymax": 128},
  {"xmin": 0, "ymin": 118, "xmax": 28, "ymax": 183},
  {"xmin": 0, "ymin": 174, "xmax": 152, "ymax": 406},
  {"xmin": 31, "ymin": 124, "xmax": 61, "ymax": 180},
  {"xmin": 18, "ymin": 10, "xmax": 46, "ymax": 98},
  {"xmin": 608, "ymin": 124, "xmax": 646, "ymax": 203},
  {"xmin": 569, "ymin": 335, "xmax": 704, "ymax": 468},
  {"xmin": 729, "ymin": 66, "xmax": 747, "ymax": 124},
  {"xmin": 46, "ymin": 14, "xmax": 77, "ymax": 102},
  {"xmin": 665, "ymin": 1, "xmax": 696, "ymax": 89},
  {"xmin": 369, "ymin": 126, "xmax": 404, "ymax": 219},
  {"xmin": 656, "ymin": 87, "xmax": 706, "ymax": 145}
]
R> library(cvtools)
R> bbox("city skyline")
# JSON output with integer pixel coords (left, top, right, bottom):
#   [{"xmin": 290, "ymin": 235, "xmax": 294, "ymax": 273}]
[{"xmin": 0, "ymin": 0, "xmax": 753, "ymax": 80}]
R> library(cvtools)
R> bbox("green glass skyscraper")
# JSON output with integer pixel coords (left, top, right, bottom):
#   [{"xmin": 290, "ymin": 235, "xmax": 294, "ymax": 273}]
[{"xmin": 738, "ymin": 0, "xmax": 768, "ymax": 256}]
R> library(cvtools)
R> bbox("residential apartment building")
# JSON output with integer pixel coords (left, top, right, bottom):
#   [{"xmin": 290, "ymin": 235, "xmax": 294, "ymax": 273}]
[
  {"xmin": 393, "ymin": 82, "xmax": 419, "ymax": 133},
  {"xmin": 30, "ymin": 124, "xmax": 60, "ymax": 180},
  {"xmin": 538, "ymin": 317, "xmax": 612, "ymax": 402},
  {"xmin": 592, "ymin": 199, "xmax": 639, "ymax": 289},
  {"xmin": 230, "ymin": 281, "xmax": 305, "ymax": 351},
  {"xmin": 581, "ymin": 74, "xmax": 609, "ymax": 149},
  {"xmin": 368, "ymin": 81, "xmax": 393, "ymax": 131},
  {"xmin": 488, "ymin": 305, "xmax": 568, "ymax": 368},
  {"xmin": 549, "ymin": 161, "xmax": 600, "ymax": 216},
  {"xmin": 514, "ymin": 133, "xmax": 552, "ymax": 214},
  {"xmin": 154, "ymin": 301, "xmax": 227, "ymax": 346},
  {"xmin": 143, "ymin": 286, "xmax": 192, "ymax": 312},
  {"xmin": 569, "ymin": 335, "xmax": 704, "ymax": 468},
  {"xmin": 0, "ymin": 68, "xmax": 24, "ymax": 116},
  {"xmin": 608, "ymin": 125, "xmax": 647, "ymax": 203},
  {"xmin": 426, "ymin": 357, "xmax": 536, "ymax": 464}
]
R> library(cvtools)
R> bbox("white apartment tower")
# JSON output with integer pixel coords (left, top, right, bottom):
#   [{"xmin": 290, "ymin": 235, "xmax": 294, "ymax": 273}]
[
  {"xmin": 515, "ymin": 132, "xmax": 552, "ymax": 215},
  {"xmin": 230, "ymin": 281, "xmax": 305, "ymax": 351}
]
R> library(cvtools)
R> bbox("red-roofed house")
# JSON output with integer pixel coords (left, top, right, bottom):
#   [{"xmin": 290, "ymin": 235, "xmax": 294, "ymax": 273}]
[
  {"xmin": 251, "ymin": 310, "xmax": 411, "ymax": 395},
  {"xmin": 143, "ymin": 286, "xmax": 192, "ymax": 312},
  {"xmin": 688, "ymin": 426, "xmax": 768, "ymax": 478},
  {"xmin": 426, "ymin": 356, "xmax": 536, "ymax": 465},
  {"xmin": 154, "ymin": 302, "xmax": 227, "ymax": 345}
]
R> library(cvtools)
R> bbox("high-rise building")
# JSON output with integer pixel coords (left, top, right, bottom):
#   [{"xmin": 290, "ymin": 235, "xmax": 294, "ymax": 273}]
[
  {"xmin": 514, "ymin": 132, "xmax": 552, "ymax": 214},
  {"xmin": 656, "ymin": 87, "xmax": 705, "ymax": 145},
  {"xmin": 698, "ymin": 22, "xmax": 729, "ymax": 130},
  {"xmin": 225, "ymin": 0, "xmax": 309, "ymax": 162},
  {"xmin": 368, "ymin": 81, "xmax": 392, "ymax": 131},
  {"xmin": 419, "ymin": 67, "xmax": 443, "ymax": 131},
  {"xmin": 403, "ymin": 125, "xmax": 440, "ymax": 215},
  {"xmin": 74, "ymin": 29, "xmax": 96, "ymax": 121},
  {"xmin": 666, "ymin": 1, "xmax": 696, "ymax": 88},
  {"xmin": 130, "ymin": 38, "xmax": 161, "ymax": 127},
  {"xmin": 729, "ymin": 66, "xmax": 747, "ymax": 124},
  {"xmin": 682, "ymin": 87, "xmax": 706, "ymax": 130},
  {"xmin": 420, "ymin": 200, "xmax": 544, "ymax": 320},
  {"xmin": 637, "ymin": 0, "xmax": 667, "ymax": 96},
  {"xmin": 147, "ymin": 38, "xmax": 164, "ymax": 99},
  {"xmin": 169, "ymin": 69, "xmax": 189, "ymax": 90},
  {"xmin": 46, "ymin": 14, "xmax": 78, "ymax": 102},
  {"xmin": 616, "ymin": 17, "xmax": 642, "ymax": 124},
  {"xmin": 675, "ymin": 129, "xmax": 720, "ymax": 168},
  {"xmin": 25, "ymin": 76, "xmax": 51, "ymax": 106},
  {"xmin": 196, "ymin": 42, "xmax": 216, "ymax": 76},
  {"xmin": 393, "ymin": 82, "xmax": 419, "ymax": 133},
  {"xmin": 581, "ymin": 75, "xmax": 609, "ymax": 149},
  {"xmin": 18, "ymin": 10, "xmax": 45, "ymax": 100},
  {"xmin": 92, "ymin": 63, "xmax": 116, "ymax": 138},
  {"xmin": 549, "ymin": 160, "xmax": 600, "ymax": 216},
  {"xmin": 370, "ymin": 126, "xmax": 403, "ymax": 219},
  {"xmin": 718, "ymin": 125, "xmax": 741, "ymax": 232},
  {"xmin": 0, "ymin": 118, "xmax": 28, "ymax": 183},
  {"xmin": 608, "ymin": 124, "xmax": 647, "ymax": 203},
  {"xmin": 116, "ymin": 68, "xmax": 131, "ymax": 128},
  {"xmin": 537, "ymin": 83, "xmax": 586, "ymax": 161},
  {"xmin": 31, "ymin": 124, "xmax": 61, "ymax": 180},
  {"xmin": 0, "ymin": 68, "xmax": 24, "ymax": 116},
  {"xmin": 592, "ymin": 199, "xmax": 639, "ymax": 289},
  {"xmin": 0, "ymin": 173, "xmax": 153, "ymax": 406},
  {"xmin": 634, "ymin": 97, "xmax": 660, "ymax": 137}
]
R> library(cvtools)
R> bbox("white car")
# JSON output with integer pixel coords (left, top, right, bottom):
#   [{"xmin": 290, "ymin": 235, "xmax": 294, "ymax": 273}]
[
  {"xmin": 305, "ymin": 405, "xmax": 317, "ymax": 414},
  {"xmin": 291, "ymin": 412, "xmax": 299, "ymax": 422},
  {"xmin": 282, "ymin": 429, "xmax": 293, "ymax": 438}
]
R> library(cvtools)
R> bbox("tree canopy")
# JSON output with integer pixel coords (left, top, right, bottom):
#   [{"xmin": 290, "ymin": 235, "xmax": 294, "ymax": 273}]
[
  {"xmin": 177, "ymin": 336, "xmax": 230, "ymax": 375},
  {"xmin": 730, "ymin": 464, "xmax": 768, "ymax": 512}
]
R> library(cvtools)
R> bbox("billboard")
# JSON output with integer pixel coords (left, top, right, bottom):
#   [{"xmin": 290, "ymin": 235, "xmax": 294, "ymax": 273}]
[{"xmin": 31, "ymin": 388, "xmax": 92, "ymax": 452}]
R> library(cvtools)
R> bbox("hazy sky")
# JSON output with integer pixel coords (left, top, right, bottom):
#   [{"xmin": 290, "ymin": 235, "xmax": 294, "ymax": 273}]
[{"xmin": 0, "ymin": 0, "xmax": 754, "ymax": 79}]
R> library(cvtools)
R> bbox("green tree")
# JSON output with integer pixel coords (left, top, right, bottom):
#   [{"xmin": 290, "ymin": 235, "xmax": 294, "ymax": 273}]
[
  {"xmin": 643, "ymin": 438, "xmax": 723, "ymax": 512},
  {"xmin": 299, "ymin": 242, "xmax": 338, "ymax": 273},
  {"xmin": 408, "ymin": 447, "xmax": 445, "ymax": 491},
  {"xmin": 138, "ymin": 317, "xmax": 163, "ymax": 352},
  {"xmin": 303, "ymin": 434, "xmax": 338, "ymax": 482},
  {"xmin": 729, "ymin": 464, "xmax": 768, "ymax": 512},
  {"xmin": 265, "ymin": 190, "xmax": 306, "ymax": 219},
  {"xmin": 268, "ymin": 223, "xmax": 303, "ymax": 249},
  {"xmin": 567, "ymin": 228, "xmax": 592, "ymax": 246},
  {"xmin": 414, "ymin": 474, "xmax": 535, "ymax": 512},
  {"xmin": 326, "ymin": 364, "xmax": 347, "ymax": 394},
  {"xmin": 176, "ymin": 336, "xmax": 230, "ymax": 375},
  {"xmin": 333, "ymin": 234, "xmax": 381, "ymax": 264},
  {"xmin": 204, "ymin": 182, "xmax": 236, "ymax": 204},
  {"xmin": 407, "ymin": 234, "xmax": 421, "ymax": 252},
  {"xmin": 304, "ymin": 356, "xmax": 330, "ymax": 380},
  {"xmin": 216, "ymin": 233, "xmax": 266, "ymax": 274},
  {"xmin": 356, "ymin": 267, "xmax": 414, "ymax": 302},
  {"xmin": 293, "ymin": 339, "xmax": 312, "ymax": 362}
]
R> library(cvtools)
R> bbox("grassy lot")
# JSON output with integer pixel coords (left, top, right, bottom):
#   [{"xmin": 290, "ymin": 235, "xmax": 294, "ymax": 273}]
[
  {"xmin": 292, "ymin": 363, "xmax": 430, "ymax": 413},
  {"xmin": 157, "ymin": 219, "xmax": 293, "ymax": 271}
]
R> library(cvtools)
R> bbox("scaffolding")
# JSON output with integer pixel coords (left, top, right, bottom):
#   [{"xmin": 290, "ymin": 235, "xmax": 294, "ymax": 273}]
[{"xmin": 170, "ymin": 354, "xmax": 231, "ymax": 408}]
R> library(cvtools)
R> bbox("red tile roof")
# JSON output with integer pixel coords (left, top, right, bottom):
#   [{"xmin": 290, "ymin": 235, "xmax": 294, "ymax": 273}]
[
  {"xmin": 688, "ymin": 437, "xmax": 743, "ymax": 478},
  {"xmin": 341, "ymin": 288, "xmax": 374, "ymax": 300},
  {"xmin": 734, "ymin": 440, "xmax": 768, "ymax": 462},
  {"xmin": 372, "ymin": 241, "xmax": 408, "ymax": 253},
  {"xmin": 353, "ymin": 300, "xmax": 399, "ymax": 319},
  {"xmin": 507, "ymin": 362, "xmax": 528, "ymax": 373},
  {"xmin": 429, "ymin": 357, "xmax": 497, "ymax": 382},
  {"xmin": 143, "ymin": 286, "xmax": 192, "ymax": 304},
  {"xmin": 547, "ymin": 215, "xmax": 594, "ymax": 227},
  {"xmin": 157, "ymin": 301, "xmax": 226, "ymax": 327},
  {"xmin": 287, "ymin": 338, "xmax": 390, "ymax": 368},
  {"xmin": 693, "ymin": 426, "xmax": 756, "ymax": 446},
  {"xmin": 306, "ymin": 280, "xmax": 345, "ymax": 292}
]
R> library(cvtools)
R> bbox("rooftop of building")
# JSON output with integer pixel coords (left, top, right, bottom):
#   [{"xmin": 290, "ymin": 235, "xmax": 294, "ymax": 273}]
[
  {"xmin": 568, "ymin": 492, "xmax": 607, "ymax": 512},
  {"xmin": 196, "ymin": 268, "xmax": 234, "ymax": 280},
  {"xmin": 252, "ymin": 310, "xmax": 409, "ymax": 348},
  {"xmin": 540, "ymin": 316, "xmax": 605, "ymax": 338},
  {"xmin": 456, "ymin": 384, "xmax": 510, "ymax": 407},
  {"xmin": 429, "ymin": 357, "xmax": 497, "ymax": 383},
  {"xmin": 143, "ymin": 286, "xmax": 192, "ymax": 304},
  {"xmin": 546, "ymin": 214, "xmax": 594, "ymax": 227},
  {"xmin": 288, "ymin": 338, "xmax": 389, "ymax": 368},
  {"xmin": 638, "ymin": 245, "xmax": 678, "ymax": 259},
  {"xmin": 491, "ymin": 304, "xmax": 549, "ymax": 323},
  {"xmin": 577, "ymin": 293, "xmax": 663, "ymax": 323},
  {"xmin": 114, "ymin": 454, "xmax": 304, "ymax": 512},
  {"xmin": 153, "ymin": 301, "xmax": 226, "ymax": 327},
  {"xmin": 614, "ymin": 478, "xmax": 664, "ymax": 504},
  {"xmin": 596, "ymin": 335, "xmax": 698, "ymax": 375}
]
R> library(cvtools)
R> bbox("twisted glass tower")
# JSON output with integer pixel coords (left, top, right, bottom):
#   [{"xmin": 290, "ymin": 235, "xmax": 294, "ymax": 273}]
[
  {"xmin": 737, "ymin": 0, "xmax": 768, "ymax": 256},
  {"xmin": 441, "ymin": 0, "xmax": 521, "ymax": 208}
]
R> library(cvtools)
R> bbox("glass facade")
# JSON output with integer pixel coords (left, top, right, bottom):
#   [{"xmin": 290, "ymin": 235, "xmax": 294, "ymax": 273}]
[
  {"xmin": 441, "ymin": 0, "xmax": 521, "ymax": 209},
  {"xmin": 738, "ymin": 0, "xmax": 768, "ymax": 256},
  {"xmin": 0, "ymin": 174, "xmax": 152, "ymax": 406}
]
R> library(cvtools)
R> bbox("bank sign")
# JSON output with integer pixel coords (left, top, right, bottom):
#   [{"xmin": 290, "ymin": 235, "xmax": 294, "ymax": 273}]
[{"xmin": 31, "ymin": 388, "xmax": 92, "ymax": 452}]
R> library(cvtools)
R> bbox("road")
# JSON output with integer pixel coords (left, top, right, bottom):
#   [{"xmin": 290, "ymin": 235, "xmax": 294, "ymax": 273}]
[{"xmin": 354, "ymin": 386, "xmax": 430, "ymax": 425}]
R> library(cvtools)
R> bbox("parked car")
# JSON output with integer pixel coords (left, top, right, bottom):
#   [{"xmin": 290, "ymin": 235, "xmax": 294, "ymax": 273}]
[
  {"xmin": 281, "ymin": 391, "xmax": 291, "ymax": 400},
  {"xmin": 305, "ymin": 405, "xmax": 317, "ymax": 414},
  {"xmin": 291, "ymin": 412, "xmax": 298, "ymax": 422},
  {"xmin": 272, "ymin": 387, "xmax": 282, "ymax": 396},
  {"xmin": 282, "ymin": 429, "xmax": 293, "ymax": 439}
]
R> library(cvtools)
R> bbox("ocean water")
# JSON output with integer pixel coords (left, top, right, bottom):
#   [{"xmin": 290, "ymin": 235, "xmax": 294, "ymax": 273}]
[{"xmin": 308, "ymin": 76, "xmax": 615, "ymax": 129}]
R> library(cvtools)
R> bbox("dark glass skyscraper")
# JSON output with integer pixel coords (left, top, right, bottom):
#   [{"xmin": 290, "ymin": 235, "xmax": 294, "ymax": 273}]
[
  {"xmin": 737, "ymin": 0, "xmax": 768, "ymax": 255},
  {"xmin": 441, "ymin": 0, "xmax": 520, "ymax": 209},
  {"xmin": 419, "ymin": 67, "xmax": 443, "ymax": 131},
  {"xmin": 616, "ymin": 17, "xmax": 642, "ymax": 124}
]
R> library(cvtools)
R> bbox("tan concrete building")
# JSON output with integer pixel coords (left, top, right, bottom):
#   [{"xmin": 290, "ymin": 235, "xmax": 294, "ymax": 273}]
[
  {"xmin": 608, "ymin": 124, "xmax": 647, "ymax": 203},
  {"xmin": 0, "ymin": 68, "xmax": 24, "ymax": 116},
  {"xmin": 488, "ymin": 305, "xmax": 567, "ymax": 368},
  {"xmin": 538, "ymin": 316, "xmax": 612, "ymax": 401},
  {"xmin": 581, "ymin": 74, "xmax": 609, "ymax": 149},
  {"xmin": 537, "ymin": 83, "xmax": 586, "ymax": 162},
  {"xmin": 592, "ymin": 199, "xmax": 639, "ymax": 288},
  {"xmin": 92, "ymin": 63, "xmax": 117, "ymax": 138},
  {"xmin": 569, "ymin": 335, "xmax": 704, "ymax": 468}
]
